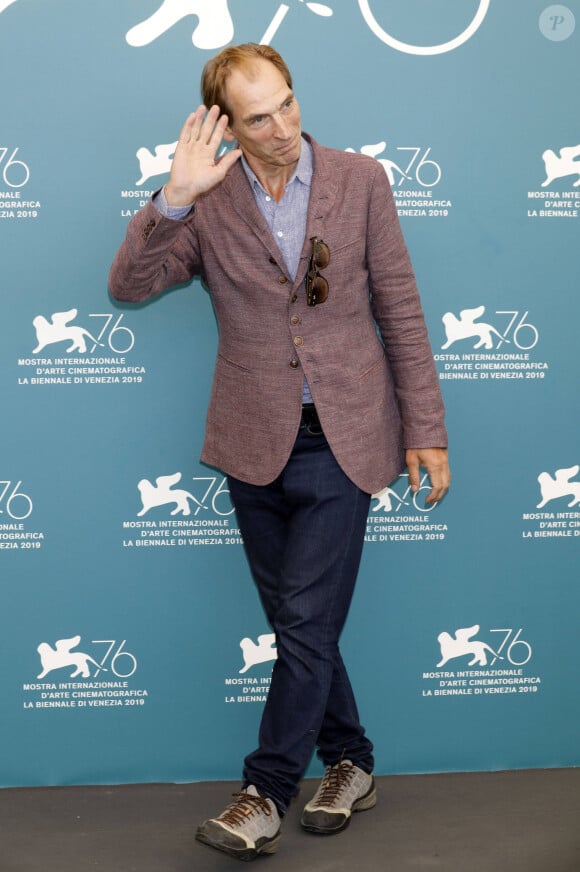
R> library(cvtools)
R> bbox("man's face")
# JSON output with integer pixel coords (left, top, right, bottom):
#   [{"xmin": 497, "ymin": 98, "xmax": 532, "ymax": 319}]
[{"xmin": 224, "ymin": 59, "xmax": 302, "ymax": 176}]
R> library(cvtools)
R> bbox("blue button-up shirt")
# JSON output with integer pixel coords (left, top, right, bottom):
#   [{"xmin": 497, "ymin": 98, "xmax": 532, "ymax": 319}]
[{"xmin": 240, "ymin": 139, "xmax": 312, "ymax": 282}]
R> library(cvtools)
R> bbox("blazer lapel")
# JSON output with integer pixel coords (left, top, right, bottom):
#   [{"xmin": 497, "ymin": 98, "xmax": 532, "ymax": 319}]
[
  {"xmin": 294, "ymin": 136, "xmax": 339, "ymax": 290},
  {"xmin": 223, "ymin": 163, "xmax": 289, "ymax": 272}
]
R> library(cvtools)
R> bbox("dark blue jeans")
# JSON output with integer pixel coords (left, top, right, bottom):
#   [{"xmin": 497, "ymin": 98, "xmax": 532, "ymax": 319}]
[{"xmin": 227, "ymin": 425, "xmax": 374, "ymax": 815}]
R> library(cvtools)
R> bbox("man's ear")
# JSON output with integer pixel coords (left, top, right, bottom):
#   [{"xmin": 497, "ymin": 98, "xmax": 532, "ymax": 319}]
[{"xmin": 223, "ymin": 126, "xmax": 236, "ymax": 142}]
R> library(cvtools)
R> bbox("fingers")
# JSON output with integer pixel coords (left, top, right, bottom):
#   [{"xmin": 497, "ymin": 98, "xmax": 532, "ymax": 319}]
[
  {"xmin": 424, "ymin": 458, "xmax": 450, "ymax": 504},
  {"xmin": 407, "ymin": 454, "xmax": 421, "ymax": 494},
  {"xmin": 405, "ymin": 448, "xmax": 450, "ymax": 505},
  {"xmin": 203, "ymin": 105, "xmax": 230, "ymax": 147},
  {"xmin": 425, "ymin": 475, "xmax": 449, "ymax": 504},
  {"xmin": 178, "ymin": 108, "xmax": 203, "ymax": 143},
  {"xmin": 179, "ymin": 105, "xmax": 229, "ymax": 148},
  {"xmin": 169, "ymin": 105, "xmax": 240, "ymax": 203}
]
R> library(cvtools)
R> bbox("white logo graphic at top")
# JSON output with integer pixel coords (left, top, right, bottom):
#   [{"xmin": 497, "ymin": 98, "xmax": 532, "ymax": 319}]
[
  {"xmin": 437, "ymin": 625, "xmax": 501, "ymax": 668},
  {"xmin": 0, "ymin": 1, "xmax": 18, "ymax": 14},
  {"xmin": 126, "ymin": 0, "xmax": 332, "ymax": 50},
  {"xmin": 4, "ymin": 0, "xmax": 488, "ymax": 57},
  {"xmin": 537, "ymin": 465, "xmax": 580, "ymax": 509},
  {"xmin": 239, "ymin": 634, "xmax": 278, "ymax": 674},
  {"xmin": 37, "ymin": 636, "xmax": 102, "ymax": 679},
  {"xmin": 137, "ymin": 472, "xmax": 206, "ymax": 516},
  {"xmin": 262, "ymin": 1, "xmax": 333, "ymax": 43},
  {"xmin": 441, "ymin": 307, "xmax": 539, "ymax": 351},
  {"xmin": 32, "ymin": 309, "xmax": 102, "ymax": 354},
  {"xmin": 358, "ymin": 0, "xmax": 490, "ymax": 55},
  {"xmin": 126, "ymin": 0, "xmax": 234, "ymax": 48},
  {"xmin": 136, "ymin": 141, "xmax": 177, "ymax": 186},
  {"xmin": 541, "ymin": 144, "xmax": 580, "ymax": 188}
]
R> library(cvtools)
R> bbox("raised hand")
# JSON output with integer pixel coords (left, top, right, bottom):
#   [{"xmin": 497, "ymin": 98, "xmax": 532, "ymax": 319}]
[{"xmin": 164, "ymin": 104, "xmax": 242, "ymax": 206}]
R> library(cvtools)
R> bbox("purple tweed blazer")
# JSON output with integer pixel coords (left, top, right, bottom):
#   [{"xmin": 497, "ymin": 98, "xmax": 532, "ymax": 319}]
[{"xmin": 109, "ymin": 134, "xmax": 447, "ymax": 493}]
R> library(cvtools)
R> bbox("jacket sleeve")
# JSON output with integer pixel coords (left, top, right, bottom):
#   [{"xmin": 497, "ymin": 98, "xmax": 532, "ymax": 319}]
[
  {"xmin": 366, "ymin": 164, "xmax": 447, "ymax": 449},
  {"xmin": 108, "ymin": 199, "xmax": 201, "ymax": 302}
]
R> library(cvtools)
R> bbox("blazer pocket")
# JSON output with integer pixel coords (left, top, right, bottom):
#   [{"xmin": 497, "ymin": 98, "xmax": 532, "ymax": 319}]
[
  {"xmin": 358, "ymin": 350, "xmax": 386, "ymax": 381},
  {"xmin": 216, "ymin": 352, "xmax": 252, "ymax": 373},
  {"xmin": 212, "ymin": 353, "xmax": 255, "ymax": 422},
  {"xmin": 329, "ymin": 235, "xmax": 365, "ymax": 256}
]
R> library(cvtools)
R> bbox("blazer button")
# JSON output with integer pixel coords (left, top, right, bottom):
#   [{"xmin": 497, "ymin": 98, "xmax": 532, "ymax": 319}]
[
  {"xmin": 278, "ymin": 275, "xmax": 288, "ymax": 284},
  {"xmin": 289, "ymin": 358, "xmax": 299, "ymax": 368},
  {"xmin": 293, "ymin": 336, "xmax": 303, "ymax": 346},
  {"xmin": 290, "ymin": 315, "xmax": 300, "ymax": 325}
]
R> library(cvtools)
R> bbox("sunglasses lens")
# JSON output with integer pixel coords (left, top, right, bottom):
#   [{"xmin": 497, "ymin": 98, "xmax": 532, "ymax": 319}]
[
  {"xmin": 314, "ymin": 242, "xmax": 330, "ymax": 270},
  {"xmin": 306, "ymin": 238, "xmax": 330, "ymax": 305},
  {"xmin": 310, "ymin": 276, "xmax": 328, "ymax": 305}
]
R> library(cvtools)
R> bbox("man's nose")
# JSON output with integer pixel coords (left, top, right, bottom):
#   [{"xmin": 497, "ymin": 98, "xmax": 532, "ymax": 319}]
[{"xmin": 272, "ymin": 113, "xmax": 291, "ymax": 137}]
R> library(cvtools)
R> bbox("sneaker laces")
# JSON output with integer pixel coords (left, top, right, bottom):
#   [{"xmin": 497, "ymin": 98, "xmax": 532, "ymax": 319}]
[
  {"xmin": 312, "ymin": 759, "xmax": 355, "ymax": 808},
  {"xmin": 218, "ymin": 791, "xmax": 274, "ymax": 827}
]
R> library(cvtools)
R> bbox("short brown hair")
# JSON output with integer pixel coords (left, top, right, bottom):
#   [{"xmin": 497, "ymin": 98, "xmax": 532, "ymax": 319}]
[{"xmin": 201, "ymin": 43, "xmax": 293, "ymax": 122}]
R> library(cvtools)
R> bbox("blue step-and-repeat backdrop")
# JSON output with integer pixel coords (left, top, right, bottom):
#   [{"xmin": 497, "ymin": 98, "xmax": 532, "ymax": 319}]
[{"xmin": 1, "ymin": 1, "xmax": 579, "ymax": 787}]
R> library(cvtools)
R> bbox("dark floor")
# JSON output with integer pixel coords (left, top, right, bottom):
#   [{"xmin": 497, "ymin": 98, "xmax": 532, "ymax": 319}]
[{"xmin": 1, "ymin": 769, "xmax": 579, "ymax": 871}]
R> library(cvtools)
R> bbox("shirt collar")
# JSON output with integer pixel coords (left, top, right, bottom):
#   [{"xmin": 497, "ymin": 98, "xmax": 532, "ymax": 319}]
[{"xmin": 241, "ymin": 135, "xmax": 313, "ymax": 194}]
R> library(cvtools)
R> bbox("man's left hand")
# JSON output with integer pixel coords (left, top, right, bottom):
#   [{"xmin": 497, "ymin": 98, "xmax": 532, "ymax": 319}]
[{"xmin": 406, "ymin": 448, "xmax": 450, "ymax": 505}]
